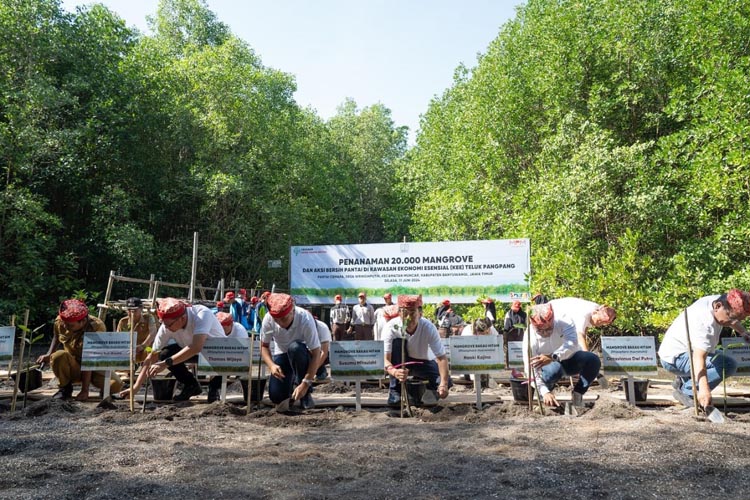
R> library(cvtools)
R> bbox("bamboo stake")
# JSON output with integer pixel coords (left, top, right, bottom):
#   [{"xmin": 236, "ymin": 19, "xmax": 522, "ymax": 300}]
[
  {"xmin": 128, "ymin": 309, "xmax": 136, "ymax": 413},
  {"xmin": 99, "ymin": 270, "xmax": 116, "ymax": 322},
  {"xmin": 10, "ymin": 310, "xmax": 30, "ymax": 413},
  {"xmin": 683, "ymin": 309, "xmax": 700, "ymax": 417},
  {"xmin": 5, "ymin": 314, "xmax": 15, "ymax": 382}
]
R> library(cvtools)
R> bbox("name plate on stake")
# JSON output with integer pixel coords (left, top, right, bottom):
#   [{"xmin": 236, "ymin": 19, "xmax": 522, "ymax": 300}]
[
  {"xmin": 330, "ymin": 341, "xmax": 384, "ymax": 380},
  {"xmin": 81, "ymin": 332, "xmax": 131, "ymax": 371},
  {"xmin": 507, "ymin": 341, "xmax": 524, "ymax": 368},
  {"xmin": 197, "ymin": 337, "xmax": 250, "ymax": 376},
  {"xmin": 601, "ymin": 336, "xmax": 658, "ymax": 376},
  {"xmin": 0, "ymin": 326, "xmax": 14, "ymax": 362},
  {"xmin": 449, "ymin": 335, "xmax": 505, "ymax": 374}
]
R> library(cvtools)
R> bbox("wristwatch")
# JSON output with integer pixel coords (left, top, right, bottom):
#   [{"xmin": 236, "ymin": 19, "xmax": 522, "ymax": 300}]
[
  {"xmin": 165, "ymin": 357, "xmax": 174, "ymax": 368},
  {"xmin": 302, "ymin": 378, "xmax": 314, "ymax": 386},
  {"xmin": 551, "ymin": 353, "xmax": 559, "ymax": 362}
]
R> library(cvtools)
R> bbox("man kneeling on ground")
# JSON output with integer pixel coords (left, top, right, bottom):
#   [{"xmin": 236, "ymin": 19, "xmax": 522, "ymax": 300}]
[
  {"xmin": 260, "ymin": 293, "xmax": 321, "ymax": 409},
  {"xmin": 37, "ymin": 299, "xmax": 123, "ymax": 401},
  {"xmin": 124, "ymin": 298, "xmax": 224, "ymax": 402},
  {"xmin": 523, "ymin": 303, "xmax": 600, "ymax": 407},
  {"xmin": 382, "ymin": 294, "xmax": 450, "ymax": 407},
  {"xmin": 658, "ymin": 289, "xmax": 750, "ymax": 409}
]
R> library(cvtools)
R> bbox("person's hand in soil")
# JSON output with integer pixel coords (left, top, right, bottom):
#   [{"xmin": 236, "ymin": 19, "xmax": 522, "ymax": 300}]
[
  {"xmin": 270, "ymin": 364, "xmax": 285, "ymax": 380},
  {"xmin": 543, "ymin": 392, "xmax": 559, "ymax": 407},
  {"xmin": 697, "ymin": 384, "xmax": 712, "ymax": 409},
  {"xmin": 437, "ymin": 383, "xmax": 448, "ymax": 399},
  {"xmin": 530, "ymin": 354, "xmax": 552, "ymax": 369},
  {"xmin": 292, "ymin": 381, "xmax": 309, "ymax": 401}
]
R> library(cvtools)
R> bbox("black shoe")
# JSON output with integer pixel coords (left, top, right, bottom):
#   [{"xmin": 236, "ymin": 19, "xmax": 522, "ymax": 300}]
[
  {"xmin": 300, "ymin": 393, "xmax": 315, "ymax": 410},
  {"xmin": 174, "ymin": 383, "xmax": 202, "ymax": 402},
  {"xmin": 387, "ymin": 390, "xmax": 401, "ymax": 408},
  {"xmin": 672, "ymin": 389, "xmax": 693, "ymax": 407},
  {"xmin": 207, "ymin": 387, "xmax": 220, "ymax": 403},
  {"xmin": 53, "ymin": 384, "xmax": 73, "ymax": 400}
]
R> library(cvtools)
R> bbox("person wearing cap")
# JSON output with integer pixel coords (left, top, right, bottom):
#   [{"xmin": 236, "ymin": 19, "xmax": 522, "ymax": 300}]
[
  {"xmin": 659, "ymin": 289, "xmax": 750, "ymax": 409},
  {"xmin": 376, "ymin": 305, "xmax": 401, "ymax": 341},
  {"xmin": 373, "ymin": 292, "xmax": 395, "ymax": 342},
  {"xmin": 329, "ymin": 294, "xmax": 351, "ymax": 341},
  {"xmin": 247, "ymin": 296, "xmax": 260, "ymax": 333},
  {"xmin": 206, "ymin": 311, "xmax": 250, "ymax": 403},
  {"xmin": 116, "ymin": 297, "xmax": 157, "ymax": 364},
  {"xmin": 260, "ymin": 293, "xmax": 321, "ymax": 409},
  {"xmin": 382, "ymin": 295, "xmax": 450, "ymax": 407},
  {"xmin": 435, "ymin": 299, "xmax": 451, "ymax": 322},
  {"xmin": 141, "ymin": 297, "xmax": 225, "ymax": 401},
  {"xmin": 350, "ymin": 292, "xmax": 375, "ymax": 341},
  {"xmin": 223, "ymin": 291, "xmax": 250, "ymax": 330},
  {"xmin": 523, "ymin": 303, "xmax": 601, "ymax": 407},
  {"xmin": 481, "ymin": 298, "xmax": 498, "ymax": 326},
  {"xmin": 36, "ymin": 299, "xmax": 123, "ymax": 401}
]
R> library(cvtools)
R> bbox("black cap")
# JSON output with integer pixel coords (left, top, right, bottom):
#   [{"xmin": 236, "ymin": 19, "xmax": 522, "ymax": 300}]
[{"xmin": 126, "ymin": 297, "xmax": 143, "ymax": 309}]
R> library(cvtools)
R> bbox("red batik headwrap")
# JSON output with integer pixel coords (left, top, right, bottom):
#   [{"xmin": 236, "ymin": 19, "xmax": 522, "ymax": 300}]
[
  {"xmin": 727, "ymin": 288, "xmax": 750, "ymax": 317},
  {"xmin": 530, "ymin": 303, "xmax": 554, "ymax": 330},
  {"xmin": 216, "ymin": 312, "xmax": 233, "ymax": 327},
  {"xmin": 398, "ymin": 295, "xmax": 423, "ymax": 309},
  {"xmin": 267, "ymin": 293, "xmax": 294, "ymax": 318},
  {"xmin": 157, "ymin": 298, "xmax": 187, "ymax": 320},
  {"xmin": 383, "ymin": 304, "xmax": 400, "ymax": 320},
  {"xmin": 59, "ymin": 299, "xmax": 88, "ymax": 322}
]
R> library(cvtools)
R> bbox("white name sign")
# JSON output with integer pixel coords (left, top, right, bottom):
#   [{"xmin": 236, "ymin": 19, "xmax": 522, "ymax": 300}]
[
  {"xmin": 330, "ymin": 341, "xmax": 384, "ymax": 380},
  {"xmin": 197, "ymin": 337, "xmax": 250, "ymax": 375},
  {"xmin": 601, "ymin": 336, "xmax": 658, "ymax": 376},
  {"xmin": 449, "ymin": 335, "xmax": 505, "ymax": 374},
  {"xmin": 507, "ymin": 341, "xmax": 524, "ymax": 368},
  {"xmin": 82, "ymin": 332, "xmax": 131, "ymax": 371},
  {"xmin": 0, "ymin": 326, "xmax": 14, "ymax": 362},
  {"xmin": 721, "ymin": 338, "xmax": 750, "ymax": 373}
]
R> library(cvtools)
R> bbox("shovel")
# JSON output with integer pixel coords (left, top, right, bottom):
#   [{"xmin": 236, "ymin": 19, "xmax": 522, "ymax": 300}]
[
  {"xmin": 275, "ymin": 396, "xmax": 296, "ymax": 413},
  {"xmin": 704, "ymin": 405, "xmax": 725, "ymax": 424},
  {"xmin": 141, "ymin": 377, "xmax": 151, "ymax": 413}
]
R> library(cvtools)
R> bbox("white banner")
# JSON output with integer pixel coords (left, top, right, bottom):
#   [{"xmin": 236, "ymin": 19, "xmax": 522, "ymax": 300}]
[
  {"xmin": 290, "ymin": 239, "xmax": 531, "ymax": 304},
  {"xmin": 507, "ymin": 341, "xmax": 524, "ymax": 368},
  {"xmin": 330, "ymin": 341, "xmax": 384, "ymax": 380},
  {"xmin": 602, "ymin": 336, "xmax": 658, "ymax": 376},
  {"xmin": 721, "ymin": 338, "xmax": 750, "ymax": 373},
  {"xmin": 0, "ymin": 326, "xmax": 14, "ymax": 362},
  {"xmin": 197, "ymin": 337, "xmax": 250, "ymax": 375},
  {"xmin": 449, "ymin": 335, "xmax": 505, "ymax": 373},
  {"xmin": 81, "ymin": 332, "xmax": 131, "ymax": 371}
]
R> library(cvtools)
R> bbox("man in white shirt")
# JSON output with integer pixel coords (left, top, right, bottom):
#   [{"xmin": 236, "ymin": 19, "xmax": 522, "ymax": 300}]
[
  {"xmin": 658, "ymin": 289, "xmax": 749, "ymax": 408},
  {"xmin": 261, "ymin": 293, "xmax": 321, "ymax": 409},
  {"xmin": 548, "ymin": 297, "xmax": 616, "ymax": 351},
  {"xmin": 382, "ymin": 295, "xmax": 450, "ymax": 407},
  {"xmin": 523, "ymin": 303, "xmax": 601, "ymax": 407},
  {"xmin": 145, "ymin": 297, "xmax": 225, "ymax": 401},
  {"xmin": 373, "ymin": 292, "xmax": 395, "ymax": 341},
  {"xmin": 350, "ymin": 292, "xmax": 375, "ymax": 340}
]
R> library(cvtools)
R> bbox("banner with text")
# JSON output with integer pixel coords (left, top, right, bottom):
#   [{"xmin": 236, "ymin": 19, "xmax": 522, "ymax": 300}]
[
  {"xmin": 198, "ymin": 337, "xmax": 250, "ymax": 375},
  {"xmin": 449, "ymin": 335, "xmax": 505, "ymax": 373},
  {"xmin": 290, "ymin": 239, "xmax": 531, "ymax": 304},
  {"xmin": 721, "ymin": 338, "xmax": 750, "ymax": 373},
  {"xmin": 602, "ymin": 336, "xmax": 658, "ymax": 376},
  {"xmin": 82, "ymin": 332, "xmax": 131, "ymax": 371},
  {"xmin": 329, "ymin": 341, "xmax": 384, "ymax": 379},
  {"xmin": 0, "ymin": 326, "xmax": 14, "ymax": 362}
]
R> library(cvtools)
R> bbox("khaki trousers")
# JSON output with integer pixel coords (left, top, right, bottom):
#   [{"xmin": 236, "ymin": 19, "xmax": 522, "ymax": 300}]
[{"xmin": 50, "ymin": 350, "xmax": 123, "ymax": 392}]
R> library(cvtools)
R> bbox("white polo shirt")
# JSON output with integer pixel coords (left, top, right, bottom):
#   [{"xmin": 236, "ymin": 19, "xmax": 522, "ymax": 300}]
[
  {"xmin": 153, "ymin": 305, "xmax": 225, "ymax": 350},
  {"xmin": 658, "ymin": 295, "xmax": 721, "ymax": 364},
  {"xmin": 227, "ymin": 322, "xmax": 249, "ymax": 339},
  {"xmin": 549, "ymin": 297, "xmax": 600, "ymax": 334},
  {"xmin": 261, "ymin": 306, "xmax": 321, "ymax": 355},
  {"xmin": 382, "ymin": 317, "xmax": 446, "ymax": 360}
]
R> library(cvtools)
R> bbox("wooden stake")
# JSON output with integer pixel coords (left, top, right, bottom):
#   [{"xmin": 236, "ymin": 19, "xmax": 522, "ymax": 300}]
[
  {"xmin": 246, "ymin": 332, "xmax": 255, "ymax": 415},
  {"xmin": 128, "ymin": 309, "xmax": 135, "ymax": 413},
  {"xmin": 683, "ymin": 309, "xmax": 700, "ymax": 417},
  {"xmin": 10, "ymin": 309, "xmax": 30, "ymax": 413}
]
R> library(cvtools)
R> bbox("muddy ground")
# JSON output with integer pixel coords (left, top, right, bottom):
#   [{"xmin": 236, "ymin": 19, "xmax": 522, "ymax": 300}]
[{"xmin": 3, "ymin": 380, "xmax": 750, "ymax": 500}]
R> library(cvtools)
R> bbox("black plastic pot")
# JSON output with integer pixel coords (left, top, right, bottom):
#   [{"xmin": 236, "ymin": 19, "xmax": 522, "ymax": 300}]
[
  {"xmin": 621, "ymin": 378, "xmax": 649, "ymax": 402},
  {"xmin": 405, "ymin": 380, "xmax": 427, "ymax": 405},
  {"xmin": 510, "ymin": 378, "xmax": 534, "ymax": 402},
  {"xmin": 150, "ymin": 378, "xmax": 176, "ymax": 401},
  {"xmin": 14, "ymin": 366, "xmax": 43, "ymax": 393},
  {"xmin": 242, "ymin": 377, "xmax": 267, "ymax": 403}
]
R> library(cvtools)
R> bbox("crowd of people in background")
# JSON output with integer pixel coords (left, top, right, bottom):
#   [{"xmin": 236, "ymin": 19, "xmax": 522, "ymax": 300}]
[{"xmin": 37, "ymin": 287, "xmax": 750, "ymax": 416}]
